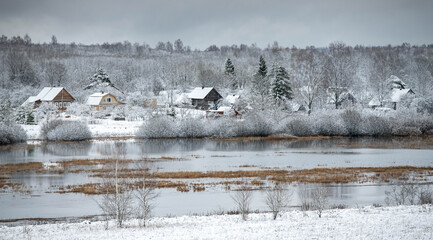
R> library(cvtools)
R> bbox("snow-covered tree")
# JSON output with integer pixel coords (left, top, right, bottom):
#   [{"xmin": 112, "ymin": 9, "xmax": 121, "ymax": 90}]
[
  {"xmin": 224, "ymin": 58, "xmax": 237, "ymax": 89},
  {"xmin": 174, "ymin": 39, "xmax": 184, "ymax": 53},
  {"xmin": 252, "ymin": 56, "xmax": 270, "ymax": 101},
  {"xmin": 270, "ymin": 64, "xmax": 293, "ymax": 103}
]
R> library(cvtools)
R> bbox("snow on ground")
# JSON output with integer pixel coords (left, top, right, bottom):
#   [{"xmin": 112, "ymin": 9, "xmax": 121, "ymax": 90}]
[
  {"xmin": 21, "ymin": 119, "xmax": 143, "ymax": 139},
  {"xmin": 20, "ymin": 124, "xmax": 41, "ymax": 139},
  {"xmin": 1, "ymin": 205, "xmax": 432, "ymax": 240},
  {"xmin": 87, "ymin": 119, "xmax": 142, "ymax": 138}
]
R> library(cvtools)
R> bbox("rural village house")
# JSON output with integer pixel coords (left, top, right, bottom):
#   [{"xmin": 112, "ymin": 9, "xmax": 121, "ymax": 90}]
[
  {"xmin": 389, "ymin": 88, "xmax": 415, "ymax": 110},
  {"xmin": 188, "ymin": 87, "xmax": 223, "ymax": 110},
  {"xmin": 86, "ymin": 92, "xmax": 124, "ymax": 111},
  {"xmin": 22, "ymin": 87, "xmax": 75, "ymax": 110}
]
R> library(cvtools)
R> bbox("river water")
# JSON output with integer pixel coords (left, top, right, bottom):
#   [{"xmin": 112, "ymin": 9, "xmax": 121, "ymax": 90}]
[{"xmin": 1, "ymin": 138, "xmax": 432, "ymax": 220}]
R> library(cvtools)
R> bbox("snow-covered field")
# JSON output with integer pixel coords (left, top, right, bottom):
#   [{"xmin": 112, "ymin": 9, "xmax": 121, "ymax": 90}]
[
  {"xmin": 1, "ymin": 205, "xmax": 432, "ymax": 240},
  {"xmin": 21, "ymin": 119, "xmax": 143, "ymax": 139}
]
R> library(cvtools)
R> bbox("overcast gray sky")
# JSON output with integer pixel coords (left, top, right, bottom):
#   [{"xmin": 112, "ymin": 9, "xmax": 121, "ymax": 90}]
[{"xmin": 0, "ymin": 0, "xmax": 432, "ymax": 49}]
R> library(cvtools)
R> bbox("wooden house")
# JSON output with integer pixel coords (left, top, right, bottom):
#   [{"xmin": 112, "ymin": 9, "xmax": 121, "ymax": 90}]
[
  {"xmin": 389, "ymin": 88, "xmax": 415, "ymax": 110},
  {"xmin": 22, "ymin": 87, "xmax": 75, "ymax": 110},
  {"xmin": 188, "ymin": 87, "xmax": 223, "ymax": 110},
  {"xmin": 86, "ymin": 92, "xmax": 124, "ymax": 111}
]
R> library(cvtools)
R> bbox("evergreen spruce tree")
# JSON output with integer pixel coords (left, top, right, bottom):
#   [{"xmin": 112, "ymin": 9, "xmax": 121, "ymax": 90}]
[
  {"xmin": 224, "ymin": 58, "xmax": 237, "ymax": 89},
  {"xmin": 252, "ymin": 56, "xmax": 270, "ymax": 101},
  {"xmin": 271, "ymin": 65, "xmax": 293, "ymax": 103},
  {"xmin": 257, "ymin": 56, "xmax": 268, "ymax": 78},
  {"xmin": 91, "ymin": 68, "xmax": 112, "ymax": 84}
]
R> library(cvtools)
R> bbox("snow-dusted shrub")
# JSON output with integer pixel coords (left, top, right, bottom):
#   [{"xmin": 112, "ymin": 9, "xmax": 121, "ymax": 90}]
[
  {"xmin": 363, "ymin": 115, "xmax": 392, "ymax": 136},
  {"xmin": 314, "ymin": 114, "xmax": 346, "ymax": 136},
  {"xmin": 41, "ymin": 119, "xmax": 65, "ymax": 139},
  {"xmin": 242, "ymin": 113, "xmax": 273, "ymax": 137},
  {"xmin": 46, "ymin": 121, "xmax": 91, "ymax": 141},
  {"xmin": 111, "ymin": 105, "xmax": 127, "ymax": 120},
  {"xmin": 124, "ymin": 106, "xmax": 148, "ymax": 121},
  {"xmin": 285, "ymin": 117, "xmax": 314, "ymax": 137},
  {"xmin": 392, "ymin": 126, "xmax": 422, "ymax": 136},
  {"xmin": 178, "ymin": 118, "xmax": 207, "ymax": 138},
  {"xmin": 137, "ymin": 116, "xmax": 176, "ymax": 138},
  {"xmin": 0, "ymin": 122, "xmax": 27, "ymax": 145},
  {"xmin": 207, "ymin": 118, "xmax": 236, "ymax": 138},
  {"xmin": 65, "ymin": 102, "xmax": 90, "ymax": 116},
  {"xmin": 34, "ymin": 102, "xmax": 58, "ymax": 123},
  {"xmin": 232, "ymin": 120, "xmax": 254, "ymax": 137},
  {"xmin": 340, "ymin": 109, "xmax": 362, "ymax": 136},
  {"xmin": 15, "ymin": 105, "xmax": 35, "ymax": 125}
]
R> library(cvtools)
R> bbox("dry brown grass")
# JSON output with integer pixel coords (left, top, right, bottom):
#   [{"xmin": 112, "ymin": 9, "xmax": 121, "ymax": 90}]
[
  {"xmin": 0, "ymin": 162, "xmax": 43, "ymax": 175},
  {"xmin": 270, "ymin": 166, "xmax": 433, "ymax": 184}
]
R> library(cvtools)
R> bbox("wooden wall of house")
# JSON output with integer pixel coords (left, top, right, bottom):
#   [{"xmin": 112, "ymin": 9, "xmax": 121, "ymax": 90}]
[
  {"xmin": 204, "ymin": 89, "xmax": 223, "ymax": 101},
  {"xmin": 100, "ymin": 94, "xmax": 122, "ymax": 105}
]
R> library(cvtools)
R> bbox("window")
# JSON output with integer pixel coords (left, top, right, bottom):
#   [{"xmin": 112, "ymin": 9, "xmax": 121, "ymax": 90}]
[{"xmin": 106, "ymin": 97, "xmax": 112, "ymax": 103}]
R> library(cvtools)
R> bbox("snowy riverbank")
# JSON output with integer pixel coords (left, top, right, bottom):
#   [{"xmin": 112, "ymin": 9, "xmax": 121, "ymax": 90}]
[{"xmin": 1, "ymin": 205, "xmax": 432, "ymax": 240}]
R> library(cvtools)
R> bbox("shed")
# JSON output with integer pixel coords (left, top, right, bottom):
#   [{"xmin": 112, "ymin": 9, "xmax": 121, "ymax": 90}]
[
  {"xmin": 188, "ymin": 87, "xmax": 223, "ymax": 110},
  {"xmin": 86, "ymin": 92, "xmax": 124, "ymax": 111}
]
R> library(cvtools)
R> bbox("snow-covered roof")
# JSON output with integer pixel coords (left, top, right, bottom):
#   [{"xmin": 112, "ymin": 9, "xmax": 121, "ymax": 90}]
[
  {"xmin": 188, "ymin": 87, "xmax": 214, "ymax": 99},
  {"xmin": 86, "ymin": 92, "xmax": 110, "ymax": 105},
  {"xmin": 368, "ymin": 97, "xmax": 380, "ymax": 106},
  {"xmin": 21, "ymin": 96, "xmax": 38, "ymax": 106},
  {"xmin": 390, "ymin": 89, "xmax": 414, "ymax": 102},
  {"xmin": 217, "ymin": 106, "xmax": 233, "ymax": 112},
  {"xmin": 174, "ymin": 93, "xmax": 190, "ymax": 105},
  {"xmin": 89, "ymin": 92, "xmax": 110, "ymax": 97},
  {"xmin": 35, "ymin": 87, "xmax": 65, "ymax": 101},
  {"xmin": 226, "ymin": 94, "xmax": 240, "ymax": 104}
]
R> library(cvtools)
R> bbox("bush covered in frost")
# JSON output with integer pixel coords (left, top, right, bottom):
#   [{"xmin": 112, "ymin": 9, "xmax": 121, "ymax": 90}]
[
  {"xmin": 237, "ymin": 114, "xmax": 273, "ymax": 137},
  {"xmin": 314, "ymin": 113, "xmax": 346, "ymax": 136},
  {"xmin": 285, "ymin": 118, "xmax": 314, "ymax": 137},
  {"xmin": 42, "ymin": 120, "xmax": 91, "ymax": 141},
  {"xmin": 178, "ymin": 118, "xmax": 207, "ymax": 138},
  {"xmin": 340, "ymin": 109, "xmax": 362, "ymax": 136},
  {"xmin": 0, "ymin": 122, "xmax": 27, "ymax": 145},
  {"xmin": 207, "ymin": 118, "xmax": 237, "ymax": 138},
  {"xmin": 136, "ymin": 116, "xmax": 176, "ymax": 138},
  {"xmin": 363, "ymin": 115, "xmax": 392, "ymax": 136}
]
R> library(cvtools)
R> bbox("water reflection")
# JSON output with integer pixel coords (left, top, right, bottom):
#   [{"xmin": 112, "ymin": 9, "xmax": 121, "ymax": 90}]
[{"xmin": 41, "ymin": 142, "xmax": 92, "ymax": 157}]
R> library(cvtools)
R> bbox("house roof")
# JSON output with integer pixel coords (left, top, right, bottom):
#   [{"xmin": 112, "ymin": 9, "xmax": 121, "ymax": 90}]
[
  {"xmin": 188, "ymin": 87, "xmax": 215, "ymax": 99},
  {"xmin": 22, "ymin": 87, "xmax": 72, "ymax": 106},
  {"xmin": 390, "ymin": 89, "xmax": 414, "ymax": 102},
  {"xmin": 368, "ymin": 97, "xmax": 381, "ymax": 106},
  {"xmin": 35, "ymin": 87, "xmax": 66, "ymax": 101},
  {"xmin": 86, "ymin": 92, "xmax": 110, "ymax": 105}
]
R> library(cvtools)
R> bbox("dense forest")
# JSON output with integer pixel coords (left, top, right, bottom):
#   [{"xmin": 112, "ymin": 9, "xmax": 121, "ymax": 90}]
[{"xmin": 0, "ymin": 34, "xmax": 432, "ymax": 114}]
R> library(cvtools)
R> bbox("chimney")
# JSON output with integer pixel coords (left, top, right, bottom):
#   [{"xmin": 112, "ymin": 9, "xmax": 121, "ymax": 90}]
[
  {"xmin": 101, "ymin": 91, "xmax": 104, "ymax": 94},
  {"xmin": 202, "ymin": 86, "xmax": 204, "ymax": 89}
]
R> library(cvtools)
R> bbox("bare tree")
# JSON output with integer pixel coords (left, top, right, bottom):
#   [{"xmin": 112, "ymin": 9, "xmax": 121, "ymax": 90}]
[
  {"xmin": 232, "ymin": 183, "xmax": 253, "ymax": 221},
  {"xmin": 97, "ymin": 144, "xmax": 133, "ymax": 228},
  {"xmin": 325, "ymin": 42, "xmax": 355, "ymax": 109},
  {"xmin": 311, "ymin": 184, "xmax": 329, "ymax": 218},
  {"xmin": 297, "ymin": 183, "xmax": 312, "ymax": 212},
  {"xmin": 265, "ymin": 182, "xmax": 293, "ymax": 220},
  {"xmin": 46, "ymin": 61, "xmax": 67, "ymax": 87},
  {"xmin": 293, "ymin": 47, "xmax": 325, "ymax": 114},
  {"xmin": 135, "ymin": 159, "xmax": 159, "ymax": 227}
]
